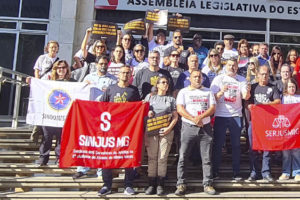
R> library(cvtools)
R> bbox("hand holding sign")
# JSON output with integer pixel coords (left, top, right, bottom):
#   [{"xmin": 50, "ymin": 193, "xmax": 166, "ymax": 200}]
[{"xmin": 145, "ymin": 10, "xmax": 168, "ymax": 26}]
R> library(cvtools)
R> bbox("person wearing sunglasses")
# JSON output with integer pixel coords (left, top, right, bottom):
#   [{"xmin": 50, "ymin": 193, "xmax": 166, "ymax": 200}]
[
  {"xmin": 163, "ymin": 29, "xmax": 190, "ymax": 69},
  {"xmin": 130, "ymin": 44, "xmax": 149, "ymax": 77},
  {"xmin": 117, "ymin": 31, "xmax": 135, "ymax": 65},
  {"xmin": 144, "ymin": 76, "xmax": 178, "ymax": 196},
  {"xmin": 201, "ymin": 49, "xmax": 224, "ymax": 85},
  {"xmin": 246, "ymin": 57, "xmax": 260, "ymax": 84},
  {"xmin": 269, "ymin": 46, "xmax": 284, "ymax": 81},
  {"xmin": 163, "ymin": 50, "xmax": 185, "ymax": 86}
]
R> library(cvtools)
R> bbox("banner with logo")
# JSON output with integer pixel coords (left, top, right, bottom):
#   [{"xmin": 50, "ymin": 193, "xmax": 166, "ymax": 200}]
[
  {"xmin": 59, "ymin": 100, "xmax": 149, "ymax": 168},
  {"xmin": 26, "ymin": 79, "xmax": 91, "ymax": 127},
  {"xmin": 250, "ymin": 103, "xmax": 300, "ymax": 151}
]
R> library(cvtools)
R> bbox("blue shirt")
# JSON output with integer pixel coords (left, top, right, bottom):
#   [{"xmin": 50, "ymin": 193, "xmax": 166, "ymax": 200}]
[
  {"xmin": 257, "ymin": 55, "xmax": 270, "ymax": 66},
  {"xmin": 175, "ymin": 70, "xmax": 210, "ymax": 90},
  {"xmin": 193, "ymin": 46, "xmax": 208, "ymax": 68}
]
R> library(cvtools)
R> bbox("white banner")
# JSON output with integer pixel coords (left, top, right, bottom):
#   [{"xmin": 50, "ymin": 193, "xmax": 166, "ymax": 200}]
[
  {"xmin": 26, "ymin": 79, "xmax": 91, "ymax": 127},
  {"xmin": 95, "ymin": 0, "xmax": 300, "ymax": 21}
]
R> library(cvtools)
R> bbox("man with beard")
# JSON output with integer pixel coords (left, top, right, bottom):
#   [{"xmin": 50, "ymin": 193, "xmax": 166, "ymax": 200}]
[
  {"xmin": 73, "ymin": 56, "xmax": 117, "ymax": 179},
  {"xmin": 210, "ymin": 57, "xmax": 251, "ymax": 180}
]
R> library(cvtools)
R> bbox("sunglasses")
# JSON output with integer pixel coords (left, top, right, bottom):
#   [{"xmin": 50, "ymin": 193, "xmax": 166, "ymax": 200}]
[
  {"xmin": 135, "ymin": 49, "xmax": 144, "ymax": 53},
  {"xmin": 216, "ymin": 47, "xmax": 224, "ymax": 51},
  {"xmin": 171, "ymin": 54, "xmax": 180, "ymax": 58},
  {"xmin": 209, "ymin": 54, "xmax": 219, "ymax": 57},
  {"xmin": 96, "ymin": 45, "xmax": 105, "ymax": 48},
  {"xmin": 248, "ymin": 62, "xmax": 255, "ymax": 65}
]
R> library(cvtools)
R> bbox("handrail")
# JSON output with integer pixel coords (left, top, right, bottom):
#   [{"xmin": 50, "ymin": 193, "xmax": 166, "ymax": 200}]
[{"xmin": 0, "ymin": 66, "xmax": 31, "ymax": 128}]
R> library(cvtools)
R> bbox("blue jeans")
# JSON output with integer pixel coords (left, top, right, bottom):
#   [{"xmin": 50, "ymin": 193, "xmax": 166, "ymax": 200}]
[
  {"xmin": 213, "ymin": 116, "xmax": 242, "ymax": 176},
  {"xmin": 76, "ymin": 166, "xmax": 102, "ymax": 176},
  {"xmin": 282, "ymin": 148, "xmax": 300, "ymax": 177},
  {"xmin": 102, "ymin": 168, "xmax": 135, "ymax": 189},
  {"xmin": 248, "ymin": 122, "xmax": 271, "ymax": 178}
]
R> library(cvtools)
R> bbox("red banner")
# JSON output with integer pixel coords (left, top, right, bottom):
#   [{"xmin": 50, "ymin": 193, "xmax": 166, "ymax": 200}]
[
  {"xmin": 59, "ymin": 100, "xmax": 149, "ymax": 168},
  {"xmin": 250, "ymin": 103, "xmax": 300, "ymax": 151}
]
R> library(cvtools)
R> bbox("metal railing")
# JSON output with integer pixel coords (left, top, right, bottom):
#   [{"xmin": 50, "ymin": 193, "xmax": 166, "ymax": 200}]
[{"xmin": 0, "ymin": 66, "xmax": 31, "ymax": 128}]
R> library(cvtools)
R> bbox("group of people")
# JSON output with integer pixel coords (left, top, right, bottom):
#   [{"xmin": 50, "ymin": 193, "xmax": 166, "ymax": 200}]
[{"xmin": 30, "ymin": 19, "xmax": 300, "ymax": 196}]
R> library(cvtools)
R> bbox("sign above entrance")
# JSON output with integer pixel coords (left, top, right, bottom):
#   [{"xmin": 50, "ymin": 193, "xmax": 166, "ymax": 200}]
[{"xmin": 95, "ymin": 0, "xmax": 300, "ymax": 21}]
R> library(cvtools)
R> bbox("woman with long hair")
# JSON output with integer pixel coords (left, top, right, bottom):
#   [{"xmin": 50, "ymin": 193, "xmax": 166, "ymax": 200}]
[
  {"xmin": 269, "ymin": 46, "xmax": 284, "ymax": 81},
  {"xmin": 144, "ymin": 76, "xmax": 178, "ymax": 196},
  {"xmin": 107, "ymin": 45, "xmax": 126, "ymax": 77},
  {"xmin": 237, "ymin": 39, "xmax": 250, "ymax": 77},
  {"xmin": 286, "ymin": 49, "xmax": 299, "ymax": 70},
  {"xmin": 201, "ymin": 48, "xmax": 223, "ymax": 85},
  {"xmin": 279, "ymin": 78, "xmax": 300, "ymax": 181},
  {"xmin": 246, "ymin": 57, "xmax": 259, "ymax": 84}
]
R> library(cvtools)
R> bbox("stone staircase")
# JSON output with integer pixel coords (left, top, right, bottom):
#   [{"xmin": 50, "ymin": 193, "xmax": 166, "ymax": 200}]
[{"xmin": 1, "ymin": 127, "xmax": 300, "ymax": 199}]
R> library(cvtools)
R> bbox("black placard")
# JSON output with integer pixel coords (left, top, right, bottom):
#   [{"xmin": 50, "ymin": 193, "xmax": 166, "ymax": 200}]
[
  {"xmin": 91, "ymin": 21, "xmax": 117, "ymax": 40},
  {"xmin": 167, "ymin": 16, "xmax": 191, "ymax": 33},
  {"xmin": 145, "ymin": 112, "xmax": 172, "ymax": 136},
  {"xmin": 124, "ymin": 19, "xmax": 146, "ymax": 35}
]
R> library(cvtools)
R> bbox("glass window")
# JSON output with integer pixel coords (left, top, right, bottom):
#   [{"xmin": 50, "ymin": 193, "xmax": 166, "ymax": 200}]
[
  {"xmin": 0, "ymin": 33, "xmax": 16, "ymax": 70},
  {"xmin": 222, "ymin": 33, "xmax": 265, "ymax": 43},
  {"xmin": 0, "ymin": 0, "xmax": 20, "ymax": 17},
  {"xmin": 270, "ymin": 35, "xmax": 300, "ymax": 44},
  {"xmin": 16, "ymin": 34, "xmax": 45, "ymax": 75},
  {"xmin": 21, "ymin": 0, "xmax": 50, "ymax": 19},
  {"xmin": 0, "ymin": 22, "xmax": 17, "ymax": 29},
  {"xmin": 270, "ymin": 19, "xmax": 300, "ymax": 33},
  {"xmin": 22, "ymin": 23, "xmax": 47, "ymax": 30}
]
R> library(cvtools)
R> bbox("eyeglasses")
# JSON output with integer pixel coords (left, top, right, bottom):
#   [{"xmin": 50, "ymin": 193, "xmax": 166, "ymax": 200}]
[
  {"xmin": 209, "ymin": 54, "xmax": 219, "ymax": 57},
  {"xmin": 171, "ymin": 54, "xmax": 180, "ymax": 58},
  {"xmin": 174, "ymin": 36, "xmax": 182, "ymax": 39},
  {"xmin": 96, "ymin": 45, "xmax": 105, "ymax": 48},
  {"xmin": 248, "ymin": 62, "xmax": 255, "ymax": 65},
  {"xmin": 123, "ymin": 38, "xmax": 131, "ymax": 41},
  {"xmin": 158, "ymin": 81, "xmax": 168, "ymax": 84},
  {"xmin": 134, "ymin": 49, "xmax": 144, "ymax": 53}
]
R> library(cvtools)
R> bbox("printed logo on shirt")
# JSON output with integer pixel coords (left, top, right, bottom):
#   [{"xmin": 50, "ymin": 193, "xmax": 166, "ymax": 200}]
[
  {"xmin": 190, "ymin": 96, "xmax": 209, "ymax": 115},
  {"xmin": 224, "ymin": 84, "xmax": 238, "ymax": 103},
  {"xmin": 254, "ymin": 93, "xmax": 270, "ymax": 104},
  {"xmin": 150, "ymin": 75, "xmax": 159, "ymax": 86},
  {"xmin": 114, "ymin": 92, "xmax": 128, "ymax": 102}
]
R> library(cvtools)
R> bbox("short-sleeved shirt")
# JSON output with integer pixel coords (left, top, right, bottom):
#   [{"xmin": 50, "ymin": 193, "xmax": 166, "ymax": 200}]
[
  {"xmin": 193, "ymin": 46, "xmax": 209, "ymax": 67},
  {"xmin": 249, "ymin": 82, "xmax": 280, "ymax": 105},
  {"xmin": 33, "ymin": 54, "xmax": 58, "ymax": 76},
  {"xmin": 175, "ymin": 70, "xmax": 210, "ymax": 90},
  {"xmin": 176, "ymin": 87, "xmax": 216, "ymax": 125},
  {"xmin": 201, "ymin": 65, "xmax": 224, "ymax": 85},
  {"xmin": 83, "ymin": 72, "xmax": 117, "ymax": 91},
  {"xmin": 100, "ymin": 84, "xmax": 140, "ymax": 102},
  {"xmin": 238, "ymin": 56, "xmax": 249, "ymax": 78},
  {"xmin": 282, "ymin": 94, "xmax": 300, "ymax": 104},
  {"xmin": 107, "ymin": 62, "xmax": 124, "ymax": 77},
  {"xmin": 222, "ymin": 48, "xmax": 238, "ymax": 60},
  {"xmin": 132, "ymin": 68, "xmax": 174, "ymax": 99},
  {"xmin": 210, "ymin": 74, "xmax": 248, "ymax": 117},
  {"xmin": 149, "ymin": 39, "xmax": 172, "ymax": 68},
  {"xmin": 163, "ymin": 46, "xmax": 190, "ymax": 67},
  {"xmin": 294, "ymin": 58, "xmax": 300, "ymax": 87},
  {"xmin": 163, "ymin": 66, "xmax": 184, "ymax": 87},
  {"xmin": 145, "ymin": 94, "xmax": 176, "ymax": 115},
  {"xmin": 257, "ymin": 55, "xmax": 270, "ymax": 66}
]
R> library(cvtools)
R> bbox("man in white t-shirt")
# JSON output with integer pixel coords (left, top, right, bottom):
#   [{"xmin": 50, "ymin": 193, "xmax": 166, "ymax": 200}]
[
  {"xmin": 222, "ymin": 34, "xmax": 238, "ymax": 60},
  {"xmin": 210, "ymin": 57, "xmax": 251, "ymax": 180},
  {"xmin": 175, "ymin": 70, "xmax": 216, "ymax": 196}
]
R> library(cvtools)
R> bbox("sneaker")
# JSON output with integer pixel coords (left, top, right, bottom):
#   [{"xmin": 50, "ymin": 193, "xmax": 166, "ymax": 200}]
[
  {"xmin": 263, "ymin": 174, "xmax": 274, "ymax": 182},
  {"xmin": 174, "ymin": 184, "xmax": 186, "ymax": 196},
  {"xmin": 204, "ymin": 185, "xmax": 216, "ymax": 195},
  {"xmin": 294, "ymin": 174, "xmax": 300, "ymax": 181},
  {"xmin": 233, "ymin": 175, "xmax": 243, "ymax": 181},
  {"xmin": 247, "ymin": 175, "xmax": 257, "ymax": 181},
  {"xmin": 72, "ymin": 172, "xmax": 85, "ymax": 179},
  {"xmin": 98, "ymin": 186, "xmax": 111, "ymax": 196},
  {"xmin": 278, "ymin": 174, "xmax": 289, "ymax": 181},
  {"xmin": 124, "ymin": 187, "xmax": 136, "ymax": 195}
]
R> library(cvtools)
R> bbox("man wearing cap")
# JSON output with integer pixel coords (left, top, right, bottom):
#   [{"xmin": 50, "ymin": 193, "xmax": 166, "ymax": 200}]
[
  {"xmin": 191, "ymin": 33, "xmax": 208, "ymax": 68},
  {"xmin": 222, "ymin": 34, "xmax": 238, "ymax": 60}
]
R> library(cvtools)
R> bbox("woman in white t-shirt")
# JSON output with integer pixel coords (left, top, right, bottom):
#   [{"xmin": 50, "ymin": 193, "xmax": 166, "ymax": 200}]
[
  {"xmin": 279, "ymin": 78, "xmax": 300, "ymax": 181},
  {"xmin": 107, "ymin": 45, "xmax": 126, "ymax": 77},
  {"xmin": 201, "ymin": 48, "xmax": 223, "ymax": 85},
  {"xmin": 33, "ymin": 40, "xmax": 59, "ymax": 79}
]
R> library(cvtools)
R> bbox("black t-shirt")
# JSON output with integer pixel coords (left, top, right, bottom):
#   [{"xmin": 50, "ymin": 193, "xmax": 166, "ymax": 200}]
[
  {"xmin": 163, "ymin": 46, "xmax": 190, "ymax": 67},
  {"xmin": 249, "ymin": 82, "xmax": 280, "ymax": 105},
  {"xmin": 100, "ymin": 84, "xmax": 140, "ymax": 102},
  {"xmin": 85, "ymin": 52, "xmax": 96, "ymax": 64},
  {"xmin": 132, "ymin": 68, "xmax": 174, "ymax": 99},
  {"xmin": 162, "ymin": 66, "xmax": 184, "ymax": 87}
]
